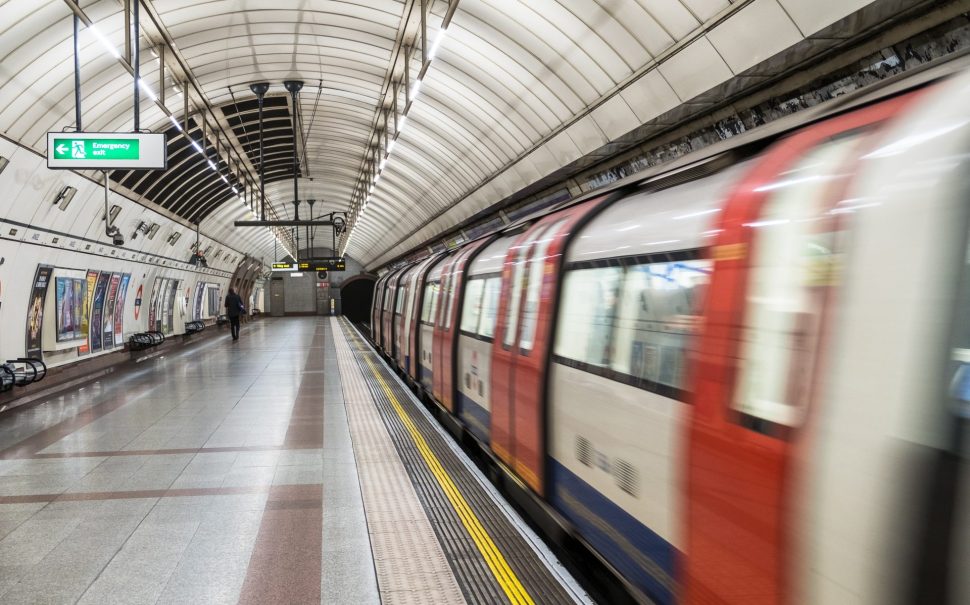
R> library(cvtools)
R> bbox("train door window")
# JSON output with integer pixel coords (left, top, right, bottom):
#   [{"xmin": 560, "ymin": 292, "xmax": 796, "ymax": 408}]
[
  {"xmin": 461, "ymin": 278, "xmax": 485, "ymax": 334},
  {"xmin": 555, "ymin": 266, "xmax": 623, "ymax": 368},
  {"xmin": 731, "ymin": 137, "xmax": 856, "ymax": 433},
  {"xmin": 504, "ymin": 225, "xmax": 550, "ymax": 348},
  {"xmin": 395, "ymin": 285, "xmax": 406, "ymax": 314},
  {"xmin": 383, "ymin": 284, "xmax": 393, "ymax": 311},
  {"xmin": 519, "ymin": 219, "xmax": 568, "ymax": 351},
  {"xmin": 421, "ymin": 282, "xmax": 439, "ymax": 324},
  {"xmin": 479, "ymin": 277, "xmax": 502, "ymax": 339},
  {"xmin": 443, "ymin": 267, "xmax": 457, "ymax": 329},
  {"xmin": 612, "ymin": 257, "xmax": 710, "ymax": 394}
]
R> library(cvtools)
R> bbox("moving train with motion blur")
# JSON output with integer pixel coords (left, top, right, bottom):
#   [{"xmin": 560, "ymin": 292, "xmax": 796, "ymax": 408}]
[{"xmin": 369, "ymin": 61, "xmax": 970, "ymax": 605}]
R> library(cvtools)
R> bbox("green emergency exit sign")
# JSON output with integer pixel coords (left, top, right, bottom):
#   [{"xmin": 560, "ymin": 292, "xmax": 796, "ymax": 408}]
[
  {"xmin": 46, "ymin": 132, "xmax": 167, "ymax": 170},
  {"xmin": 52, "ymin": 138, "xmax": 140, "ymax": 160}
]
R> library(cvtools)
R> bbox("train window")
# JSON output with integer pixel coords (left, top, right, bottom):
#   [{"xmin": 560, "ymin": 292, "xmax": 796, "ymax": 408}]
[
  {"xmin": 479, "ymin": 277, "xmax": 502, "ymax": 339},
  {"xmin": 395, "ymin": 286, "xmax": 406, "ymax": 314},
  {"xmin": 611, "ymin": 259, "xmax": 710, "ymax": 390},
  {"xmin": 421, "ymin": 282, "xmax": 439, "ymax": 324},
  {"xmin": 731, "ymin": 137, "xmax": 854, "ymax": 431},
  {"xmin": 504, "ymin": 225, "xmax": 549, "ymax": 348},
  {"xmin": 461, "ymin": 278, "xmax": 485, "ymax": 334},
  {"xmin": 382, "ymin": 285, "xmax": 393, "ymax": 311},
  {"xmin": 520, "ymin": 219, "xmax": 567, "ymax": 351},
  {"xmin": 442, "ymin": 268, "xmax": 456, "ymax": 329},
  {"xmin": 555, "ymin": 267, "xmax": 623, "ymax": 367}
]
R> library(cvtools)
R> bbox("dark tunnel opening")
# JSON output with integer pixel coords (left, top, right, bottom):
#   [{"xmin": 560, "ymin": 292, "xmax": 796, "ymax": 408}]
[{"xmin": 341, "ymin": 275, "xmax": 375, "ymax": 325}]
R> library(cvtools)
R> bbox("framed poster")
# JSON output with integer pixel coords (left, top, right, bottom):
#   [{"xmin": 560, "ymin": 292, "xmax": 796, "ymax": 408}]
[
  {"xmin": 90, "ymin": 272, "xmax": 110, "ymax": 352},
  {"xmin": 54, "ymin": 277, "xmax": 75, "ymax": 342},
  {"xmin": 114, "ymin": 273, "xmax": 130, "ymax": 343},
  {"xmin": 78, "ymin": 270, "xmax": 99, "ymax": 354},
  {"xmin": 25, "ymin": 265, "xmax": 54, "ymax": 358},
  {"xmin": 103, "ymin": 273, "xmax": 121, "ymax": 349}
]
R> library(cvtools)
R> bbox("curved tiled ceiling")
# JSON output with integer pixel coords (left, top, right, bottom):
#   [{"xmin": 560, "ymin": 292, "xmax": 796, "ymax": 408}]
[{"xmin": 0, "ymin": 0, "xmax": 890, "ymax": 267}]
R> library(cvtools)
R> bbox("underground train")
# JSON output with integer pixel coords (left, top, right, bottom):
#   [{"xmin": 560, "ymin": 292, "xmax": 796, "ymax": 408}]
[{"xmin": 369, "ymin": 65, "xmax": 970, "ymax": 604}]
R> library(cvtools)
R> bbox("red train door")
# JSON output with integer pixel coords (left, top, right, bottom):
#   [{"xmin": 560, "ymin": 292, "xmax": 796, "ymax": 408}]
[
  {"xmin": 432, "ymin": 242, "xmax": 488, "ymax": 412},
  {"xmin": 490, "ymin": 199, "xmax": 605, "ymax": 494},
  {"xmin": 684, "ymin": 96, "xmax": 915, "ymax": 605}
]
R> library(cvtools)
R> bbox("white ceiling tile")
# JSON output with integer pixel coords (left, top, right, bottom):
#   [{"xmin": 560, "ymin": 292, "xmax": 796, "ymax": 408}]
[
  {"xmin": 657, "ymin": 36, "xmax": 734, "ymax": 101},
  {"xmin": 706, "ymin": 0, "xmax": 803, "ymax": 74},
  {"xmin": 591, "ymin": 94, "xmax": 640, "ymax": 141},
  {"xmin": 778, "ymin": 0, "xmax": 878, "ymax": 36}
]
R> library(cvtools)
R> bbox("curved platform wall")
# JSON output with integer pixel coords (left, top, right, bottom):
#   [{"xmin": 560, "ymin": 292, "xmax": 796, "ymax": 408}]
[{"xmin": 0, "ymin": 139, "xmax": 252, "ymax": 367}]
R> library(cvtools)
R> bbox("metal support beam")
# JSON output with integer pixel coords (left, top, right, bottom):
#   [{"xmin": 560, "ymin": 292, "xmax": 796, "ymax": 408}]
[
  {"xmin": 159, "ymin": 44, "xmax": 165, "ymax": 106},
  {"xmin": 73, "ymin": 14, "xmax": 81, "ymax": 131},
  {"xmin": 132, "ymin": 0, "xmax": 140, "ymax": 131},
  {"xmin": 250, "ymin": 82, "xmax": 270, "ymax": 221},
  {"xmin": 420, "ymin": 0, "xmax": 427, "ymax": 65},
  {"xmin": 234, "ymin": 219, "xmax": 342, "ymax": 228},
  {"xmin": 124, "ymin": 0, "xmax": 131, "ymax": 62}
]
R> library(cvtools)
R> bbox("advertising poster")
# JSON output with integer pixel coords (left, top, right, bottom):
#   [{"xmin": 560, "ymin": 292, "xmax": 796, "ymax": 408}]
[
  {"xmin": 161, "ymin": 279, "xmax": 173, "ymax": 334},
  {"xmin": 90, "ymin": 272, "xmax": 110, "ymax": 352},
  {"xmin": 103, "ymin": 273, "xmax": 121, "ymax": 349},
  {"xmin": 148, "ymin": 278, "xmax": 161, "ymax": 331},
  {"xmin": 78, "ymin": 270, "xmax": 99, "ymax": 354},
  {"xmin": 207, "ymin": 286, "xmax": 221, "ymax": 318},
  {"xmin": 114, "ymin": 273, "xmax": 130, "ymax": 342},
  {"xmin": 25, "ymin": 265, "xmax": 54, "ymax": 358},
  {"xmin": 194, "ymin": 282, "xmax": 205, "ymax": 321},
  {"xmin": 54, "ymin": 278, "xmax": 74, "ymax": 342},
  {"xmin": 72, "ymin": 279, "xmax": 84, "ymax": 339},
  {"xmin": 133, "ymin": 284, "xmax": 143, "ymax": 322}
]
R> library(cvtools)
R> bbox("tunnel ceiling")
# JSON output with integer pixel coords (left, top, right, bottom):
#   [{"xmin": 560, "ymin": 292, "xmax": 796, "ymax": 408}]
[{"xmin": 0, "ymin": 0, "xmax": 901, "ymax": 267}]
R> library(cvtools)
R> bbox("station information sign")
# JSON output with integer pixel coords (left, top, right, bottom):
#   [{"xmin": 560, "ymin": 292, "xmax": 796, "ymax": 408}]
[
  {"xmin": 47, "ymin": 132, "xmax": 167, "ymax": 170},
  {"xmin": 271, "ymin": 262, "xmax": 297, "ymax": 272},
  {"xmin": 310, "ymin": 257, "xmax": 346, "ymax": 271}
]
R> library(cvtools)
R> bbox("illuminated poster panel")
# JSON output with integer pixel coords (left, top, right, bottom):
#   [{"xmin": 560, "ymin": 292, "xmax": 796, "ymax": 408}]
[
  {"xmin": 90, "ymin": 272, "xmax": 110, "ymax": 352},
  {"xmin": 54, "ymin": 277, "xmax": 76, "ymax": 342},
  {"xmin": 193, "ymin": 282, "xmax": 205, "ymax": 321},
  {"xmin": 25, "ymin": 265, "xmax": 53, "ymax": 358},
  {"xmin": 78, "ymin": 270, "xmax": 99, "ymax": 355},
  {"xmin": 114, "ymin": 274, "xmax": 130, "ymax": 343},
  {"xmin": 148, "ymin": 277, "xmax": 162, "ymax": 331},
  {"xmin": 103, "ymin": 273, "xmax": 121, "ymax": 349}
]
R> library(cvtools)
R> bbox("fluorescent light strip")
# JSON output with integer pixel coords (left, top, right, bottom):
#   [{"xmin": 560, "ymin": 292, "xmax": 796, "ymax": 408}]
[
  {"xmin": 137, "ymin": 79, "xmax": 158, "ymax": 102},
  {"xmin": 429, "ymin": 28, "xmax": 447, "ymax": 60},
  {"xmin": 168, "ymin": 115, "xmax": 182, "ymax": 131},
  {"xmin": 348, "ymin": 27, "xmax": 448, "ymax": 255},
  {"xmin": 88, "ymin": 24, "xmax": 121, "ymax": 59},
  {"xmin": 410, "ymin": 78, "xmax": 423, "ymax": 100}
]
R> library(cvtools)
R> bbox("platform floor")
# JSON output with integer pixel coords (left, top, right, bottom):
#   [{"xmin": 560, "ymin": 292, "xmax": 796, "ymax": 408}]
[{"xmin": 0, "ymin": 317, "xmax": 589, "ymax": 604}]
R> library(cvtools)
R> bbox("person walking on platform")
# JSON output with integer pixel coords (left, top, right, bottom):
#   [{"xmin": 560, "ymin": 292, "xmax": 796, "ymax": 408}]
[{"xmin": 225, "ymin": 287, "xmax": 245, "ymax": 341}]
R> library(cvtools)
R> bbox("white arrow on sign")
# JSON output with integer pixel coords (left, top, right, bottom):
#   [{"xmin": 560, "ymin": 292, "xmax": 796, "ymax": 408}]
[{"xmin": 55, "ymin": 143, "xmax": 67, "ymax": 154}]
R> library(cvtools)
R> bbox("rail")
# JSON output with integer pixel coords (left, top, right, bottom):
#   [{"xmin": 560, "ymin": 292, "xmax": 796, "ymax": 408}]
[
  {"xmin": 128, "ymin": 331, "xmax": 166, "ymax": 351},
  {"xmin": 185, "ymin": 320, "xmax": 205, "ymax": 334},
  {"xmin": 0, "ymin": 357, "xmax": 47, "ymax": 392}
]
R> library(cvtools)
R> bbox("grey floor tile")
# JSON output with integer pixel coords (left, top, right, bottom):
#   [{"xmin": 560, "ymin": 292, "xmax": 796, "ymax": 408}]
[{"xmin": 76, "ymin": 520, "xmax": 200, "ymax": 605}]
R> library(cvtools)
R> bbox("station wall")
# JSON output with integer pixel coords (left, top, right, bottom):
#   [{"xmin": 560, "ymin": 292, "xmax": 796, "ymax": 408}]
[{"xmin": 0, "ymin": 138, "xmax": 250, "ymax": 367}]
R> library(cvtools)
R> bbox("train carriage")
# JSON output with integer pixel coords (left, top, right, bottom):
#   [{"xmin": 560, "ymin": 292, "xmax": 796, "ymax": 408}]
[{"xmin": 455, "ymin": 234, "xmax": 517, "ymax": 443}]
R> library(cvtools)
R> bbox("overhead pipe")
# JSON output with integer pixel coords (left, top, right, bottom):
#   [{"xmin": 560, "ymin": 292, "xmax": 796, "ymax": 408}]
[{"xmin": 249, "ymin": 82, "xmax": 270, "ymax": 221}]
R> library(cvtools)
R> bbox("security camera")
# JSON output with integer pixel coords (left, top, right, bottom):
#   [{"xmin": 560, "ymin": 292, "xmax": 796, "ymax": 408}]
[{"xmin": 108, "ymin": 226, "xmax": 124, "ymax": 247}]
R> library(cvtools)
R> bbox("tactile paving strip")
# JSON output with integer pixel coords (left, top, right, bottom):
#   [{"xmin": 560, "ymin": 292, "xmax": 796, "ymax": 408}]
[
  {"xmin": 336, "ymin": 318, "xmax": 586, "ymax": 605},
  {"xmin": 334, "ymin": 322, "xmax": 467, "ymax": 605}
]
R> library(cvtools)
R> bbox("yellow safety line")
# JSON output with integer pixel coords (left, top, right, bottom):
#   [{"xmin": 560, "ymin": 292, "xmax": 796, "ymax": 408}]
[{"xmin": 347, "ymin": 322, "xmax": 535, "ymax": 605}]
